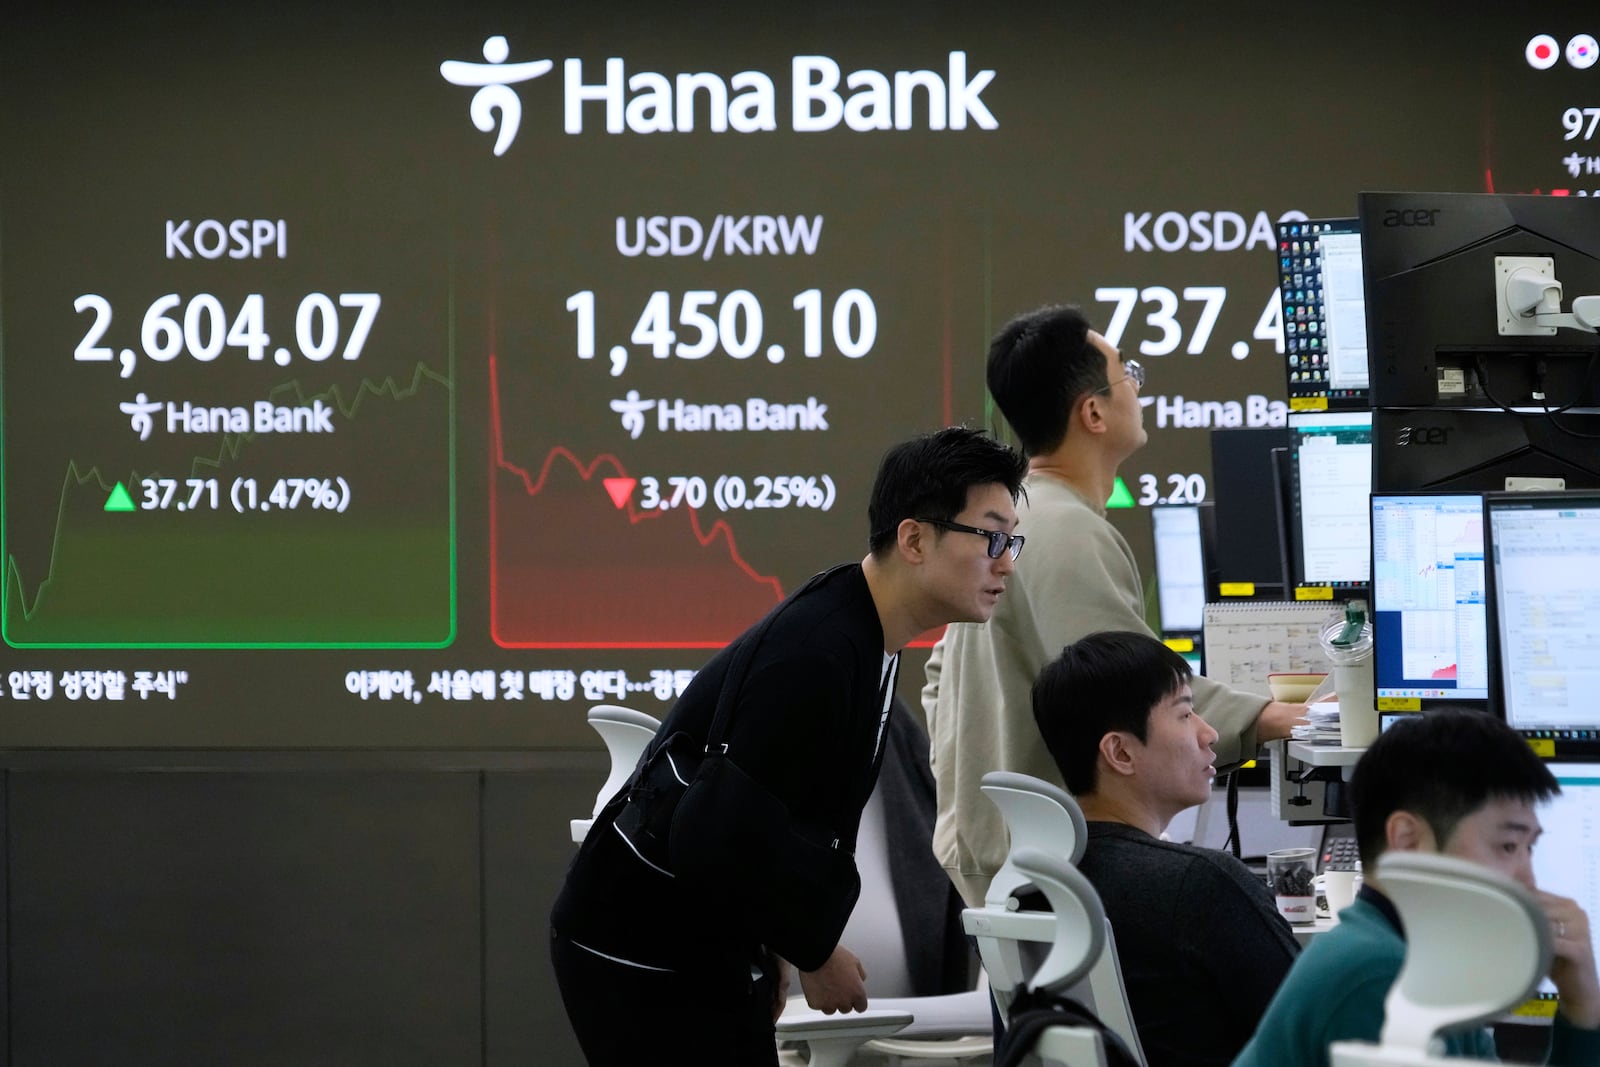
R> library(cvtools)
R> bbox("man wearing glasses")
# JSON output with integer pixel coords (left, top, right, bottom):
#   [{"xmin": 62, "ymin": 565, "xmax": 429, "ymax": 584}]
[
  {"xmin": 924, "ymin": 304, "xmax": 1306, "ymax": 910},
  {"xmin": 552, "ymin": 426, "xmax": 1027, "ymax": 1066}
]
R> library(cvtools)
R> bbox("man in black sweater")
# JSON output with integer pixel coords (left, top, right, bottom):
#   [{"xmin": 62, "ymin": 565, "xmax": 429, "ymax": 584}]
[
  {"xmin": 1031, "ymin": 631, "xmax": 1300, "ymax": 1067},
  {"xmin": 551, "ymin": 426, "xmax": 1028, "ymax": 1066}
]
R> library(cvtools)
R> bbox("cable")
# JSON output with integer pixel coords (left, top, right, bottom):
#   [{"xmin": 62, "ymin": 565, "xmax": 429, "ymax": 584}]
[
  {"xmin": 1541, "ymin": 349, "xmax": 1600, "ymax": 439},
  {"xmin": 1472, "ymin": 354, "xmax": 1524, "ymax": 415},
  {"xmin": 1474, "ymin": 351, "xmax": 1600, "ymax": 440},
  {"xmin": 1222, "ymin": 770, "xmax": 1242, "ymax": 860}
]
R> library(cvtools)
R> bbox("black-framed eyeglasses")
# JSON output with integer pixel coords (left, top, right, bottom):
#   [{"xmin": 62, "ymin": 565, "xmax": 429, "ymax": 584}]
[
  {"xmin": 917, "ymin": 518, "xmax": 1025, "ymax": 561},
  {"xmin": 1099, "ymin": 359, "xmax": 1145, "ymax": 394}
]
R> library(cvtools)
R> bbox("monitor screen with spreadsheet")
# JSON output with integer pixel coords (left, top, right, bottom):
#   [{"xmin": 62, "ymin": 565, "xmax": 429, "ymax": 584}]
[
  {"xmin": 1288, "ymin": 411, "xmax": 1373, "ymax": 593},
  {"xmin": 1371, "ymin": 493, "xmax": 1489, "ymax": 707},
  {"xmin": 1486, "ymin": 492, "xmax": 1600, "ymax": 739}
]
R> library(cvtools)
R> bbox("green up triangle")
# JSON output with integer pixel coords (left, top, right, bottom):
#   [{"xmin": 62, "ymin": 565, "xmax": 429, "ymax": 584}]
[
  {"xmin": 104, "ymin": 482, "xmax": 137, "ymax": 512},
  {"xmin": 1106, "ymin": 477, "xmax": 1137, "ymax": 509}
]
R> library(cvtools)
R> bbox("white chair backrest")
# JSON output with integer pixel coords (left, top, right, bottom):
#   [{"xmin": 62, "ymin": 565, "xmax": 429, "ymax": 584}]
[
  {"xmin": 965, "ymin": 776, "xmax": 1148, "ymax": 1066},
  {"xmin": 1006, "ymin": 848, "xmax": 1128, "ymax": 1067},
  {"xmin": 1008, "ymin": 848, "xmax": 1105, "ymax": 992},
  {"xmin": 982, "ymin": 771, "xmax": 1087, "ymax": 907},
  {"xmin": 1330, "ymin": 852, "xmax": 1551, "ymax": 1067},
  {"xmin": 836, "ymin": 781, "xmax": 914, "ymax": 997},
  {"xmin": 570, "ymin": 705, "xmax": 661, "ymax": 843},
  {"xmin": 1376, "ymin": 851, "xmax": 1550, "ymax": 1051},
  {"xmin": 1029, "ymin": 1027, "xmax": 1111, "ymax": 1067},
  {"xmin": 1069, "ymin": 920, "xmax": 1147, "ymax": 1066}
]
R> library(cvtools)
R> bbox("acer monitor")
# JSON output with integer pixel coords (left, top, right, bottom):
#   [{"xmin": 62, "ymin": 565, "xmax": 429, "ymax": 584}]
[
  {"xmin": 1372, "ymin": 406, "xmax": 1600, "ymax": 492},
  {"xmin": 1369, "ymin": 492, "xmax": 1489, "ymax": 712},
  {"xmin": 1484, "ymin": 490, "xmax": 1600, "ymax": 754},
  {"xmin": 1360, "ymin": 191, "xmax": 1600, "ymax": 412},
  {"xmin": 1275, "ymin": 217, "xmax": 1368, "ymax": 410}
]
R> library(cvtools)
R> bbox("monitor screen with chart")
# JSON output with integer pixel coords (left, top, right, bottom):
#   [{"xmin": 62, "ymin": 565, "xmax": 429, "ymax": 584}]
[{"xmin": 1371, "ymin": 493, "xmax": 1489, "ymax": 708}]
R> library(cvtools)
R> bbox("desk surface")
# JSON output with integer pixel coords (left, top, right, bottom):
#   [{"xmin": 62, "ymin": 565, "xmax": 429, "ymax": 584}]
[
  {"xmin": 1291, "ymin": 913, "xmax": 1340, "ymax": 946},
  {"xmin": 1286, "ymin": 740, "xmax": 1365, "ymax": 768}
]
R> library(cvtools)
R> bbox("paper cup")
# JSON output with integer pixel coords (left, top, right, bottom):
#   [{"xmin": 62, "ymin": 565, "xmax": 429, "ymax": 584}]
[{"xmin": 1323, "ymin": 869, "xmax": 1359, "ymax": 915}]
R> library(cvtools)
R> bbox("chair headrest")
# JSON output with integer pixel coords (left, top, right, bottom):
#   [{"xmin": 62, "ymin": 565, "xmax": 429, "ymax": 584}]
[
  {"xmin": 1375, "ymin": 851, "xmax": 1552, "ymax": 1051},
  {"xmin": 1009, "ymin": 847, "xmax": 1107, "ymax": 993},
  {"xmin": 981, "ymin": 771, "xmax": 1087, "ymax": 906},
  {"xmin": 587, "ymin": 704, "xmax": 663, "ymax": 731}
]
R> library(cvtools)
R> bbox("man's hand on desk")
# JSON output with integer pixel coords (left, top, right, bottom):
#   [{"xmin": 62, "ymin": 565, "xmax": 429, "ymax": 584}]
[{"xmin": 1256, "ymin": 701, "xmax": 1308, "ymax": 743}]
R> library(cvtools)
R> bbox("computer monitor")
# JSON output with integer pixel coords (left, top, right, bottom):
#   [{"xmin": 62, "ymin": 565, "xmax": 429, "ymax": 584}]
[
  {"xmin": 1372, "ymin": 406, "xmax": 1600, "ymax": 493},
  {"xmin": 1276, "ymin": 217, "xmax": 1368, "ymax": 410},
  {"xmin": 1370, "ymin": 492, "xmax": 1489, "ymax": 710},
  {"xmin": 1360, "ymin": 191, "xmax": 1600, "ymax": 412},
  {"xmin": 1485, "ymin": 491, "xmax": 1600, "ymax": 745},
  {"xmin": 1151, "ymin": 502, "xmax": 1214, "ymax": 636},
  {"xmin": 1530, "ymin": 761, "xmax": 1600, "ymax": 1005},
  {"xmin": 1287, "ymin": 411, "xmax": 1373, "ymax": 595},
  {"xmin": 1209, "ymin": 427, "xmax": 1293, "ymax": 598}
]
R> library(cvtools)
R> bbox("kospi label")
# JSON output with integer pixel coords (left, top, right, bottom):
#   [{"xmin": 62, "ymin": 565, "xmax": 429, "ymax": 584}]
[{"xmin": 441, "ymin": 36, "xmax": 997, "ymax": 155}]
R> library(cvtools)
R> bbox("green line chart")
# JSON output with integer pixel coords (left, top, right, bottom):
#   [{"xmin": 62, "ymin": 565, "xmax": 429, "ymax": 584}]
[{"xmin": 3, "ymin": 363, "xmax": 455, "ymax": 649}]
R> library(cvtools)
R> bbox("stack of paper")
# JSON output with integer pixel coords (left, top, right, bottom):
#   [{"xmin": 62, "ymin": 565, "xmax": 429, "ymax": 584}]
[{"xmin": 1290, "ymin": 698, "xmax": 1343, "ymax": 743}]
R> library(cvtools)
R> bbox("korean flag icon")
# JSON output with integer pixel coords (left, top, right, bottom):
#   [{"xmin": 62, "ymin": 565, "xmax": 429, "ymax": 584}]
[{"xmin": 1568, "ymin": 34, "xmax": 1599, "ymax": 70}]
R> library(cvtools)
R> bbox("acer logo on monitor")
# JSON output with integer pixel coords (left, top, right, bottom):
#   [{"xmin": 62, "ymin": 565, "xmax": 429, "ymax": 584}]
[
  {"xmin": 1395, "ymin": 425, "xmax": 1451, "ymax": 446},
  {"xmin": 1381, "ymin": 208, "xmax": 1441, "ymax": 227}
]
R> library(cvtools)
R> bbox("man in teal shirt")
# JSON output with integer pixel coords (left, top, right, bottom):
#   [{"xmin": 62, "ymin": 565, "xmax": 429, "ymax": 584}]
[{"xmin": 1233, "ymin": 712, "xmax": 1600, "ymax": 1066}]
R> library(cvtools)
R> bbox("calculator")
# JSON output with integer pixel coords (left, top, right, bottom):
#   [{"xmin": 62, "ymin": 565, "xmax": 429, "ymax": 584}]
[{"xmin": 1321, "ymin": 833, "xmax": 1361, "ymax": 872}]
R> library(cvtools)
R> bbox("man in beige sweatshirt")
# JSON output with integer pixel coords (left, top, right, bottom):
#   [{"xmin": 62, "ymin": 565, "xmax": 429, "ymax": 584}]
[{"xmin": 925, "ymin": 304, "xmax": 1304, "ymax": 907}]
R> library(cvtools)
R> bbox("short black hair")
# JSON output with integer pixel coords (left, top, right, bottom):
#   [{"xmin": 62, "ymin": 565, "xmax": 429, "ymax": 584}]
[
  {"xmin": 986, "ymin": 305, "xmax": 1109, "ymax": 457},
  {"xmin": 1032, "ymin": 631, "xmax": 1194, "ymax": 795},
  {"xmin": 867, "ymin": 426, "xmax": 1026, "ymax": 556},
  {"xmin": 1349, "ymin": 710, "xmax": 1559, "ymax": 868}
]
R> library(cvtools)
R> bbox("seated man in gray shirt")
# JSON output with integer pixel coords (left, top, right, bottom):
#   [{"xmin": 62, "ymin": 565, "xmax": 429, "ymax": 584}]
[{"xmin": 1030, "ymin": 631, "xmax": 1300, "ymax": 1067}]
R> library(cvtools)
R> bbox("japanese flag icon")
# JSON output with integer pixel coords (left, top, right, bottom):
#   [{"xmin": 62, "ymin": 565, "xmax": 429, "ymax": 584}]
[{"xmin": 1526, "ymin": 34, "xmax": 1560, "ymax": 69}]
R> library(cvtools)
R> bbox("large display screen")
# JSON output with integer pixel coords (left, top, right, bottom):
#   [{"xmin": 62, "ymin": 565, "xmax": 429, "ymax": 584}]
[{"xmin": 1, "ymin": 6, "xmax": 1587, "ymax": 747}]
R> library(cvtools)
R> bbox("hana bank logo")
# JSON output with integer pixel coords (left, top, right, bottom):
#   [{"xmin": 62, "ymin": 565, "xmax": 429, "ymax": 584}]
[
  {"xmin": 440, "ymin": 35, "xmax": 998, "ymax": 157},
  {"xmin": 439, "ymin": 36, "xmax": 554, "ymax": 156},
  {"xmin": 1527, "ymin": 33, "xmax": 1599, "ymax": 70}
]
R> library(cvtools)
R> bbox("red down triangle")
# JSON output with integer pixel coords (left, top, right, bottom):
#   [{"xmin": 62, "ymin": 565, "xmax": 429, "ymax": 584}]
[{"xmin": 602, "ymin": 477, "xmax": 637, "ymax": 509}]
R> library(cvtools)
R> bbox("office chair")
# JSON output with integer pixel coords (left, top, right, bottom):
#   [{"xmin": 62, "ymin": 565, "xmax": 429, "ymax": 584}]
[
  {"xmin": 569, "ymin": 704, "xmax": 661, "ymax": 843},
  {"xmin": 777, "ymin": 768, "xmax": 994, "ymax": 1066},
  {"xmin": 962, "ymin": 772, "xmax": 1148, "ymax": 1065},
  {"xmin": 570, "ymin": 704, "xmax": 989, "ymax": 1065},
  {"xmin": 997, "ymin": 848, "xmax": 1139, "ymax": 1067},
  {"xmin": 1328, "ymin": 852, "xmax": 1553, "ymax": 1066}
]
